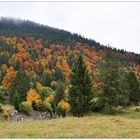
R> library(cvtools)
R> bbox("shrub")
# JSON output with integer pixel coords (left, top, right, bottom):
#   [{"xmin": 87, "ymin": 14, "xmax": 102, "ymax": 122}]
[
  {"xmin": 2, "ymin": 106, "xmax": 13, "ymax": 120},
  {"xmin": 58, "ymin": 100, "xmax": 70, "ymax": 111},
  {"xmin": 19, "ymin": 101, "xmax": 32, "ymax": 114},
  {"xmin": 42, "ymin": 99, "xmax": 53, "ymax": 117},
  {"xmin": 57, "ymin": 100, "xmax": 70, "ymax": 117},
  {"xmin": 42, "ymin": 99, "xmax": 53, "ymax": 112}
]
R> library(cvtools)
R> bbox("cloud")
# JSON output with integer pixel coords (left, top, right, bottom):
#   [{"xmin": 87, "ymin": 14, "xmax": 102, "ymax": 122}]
[{"xmin": 0, "ymin": 2, "xmax": 139, "ymax": 53}]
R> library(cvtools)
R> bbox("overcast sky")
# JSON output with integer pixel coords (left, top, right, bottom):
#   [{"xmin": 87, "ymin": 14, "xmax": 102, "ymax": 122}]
[{"xmin": 0, "ymin": 2, "xmax": 140, "ymax": 54}]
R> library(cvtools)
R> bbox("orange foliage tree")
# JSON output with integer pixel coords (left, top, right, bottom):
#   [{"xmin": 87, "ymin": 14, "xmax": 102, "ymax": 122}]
[
  {"xmin": 57, "ymin": 100, "xmax": 70, "ymax": 112},
  {"xmin": 26, "ymin": 89, "xmax": 42, "ymax": 107},
  {"xmin": 2, "ymin": 67, "xmax": 16, "ymax": 94},
  {"xmin": 61, "ymin": 59, "xmax": 70, "ymax": 79}
]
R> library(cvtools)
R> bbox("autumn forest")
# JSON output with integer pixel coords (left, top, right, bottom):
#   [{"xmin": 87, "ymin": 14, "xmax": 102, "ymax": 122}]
[{"xmin": 0, "ymin": 17, "xmax": 140, "ymax": 122}]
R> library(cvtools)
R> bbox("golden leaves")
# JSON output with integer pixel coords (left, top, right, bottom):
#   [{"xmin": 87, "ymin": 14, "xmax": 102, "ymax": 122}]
[
  {"xmin": 46, "ymin": 95, "xmax": 54, "ymax": 103},
  {"xmin": 58, "ymin": 100, "xmax": 70, "ymax": 112},
  {"xmin": 2, "ymin": 67, "xmax": 16, "ymax": 94},
  {"xmin": 26, "ymin": 89, "xmax": 41, "ymax": 106}
]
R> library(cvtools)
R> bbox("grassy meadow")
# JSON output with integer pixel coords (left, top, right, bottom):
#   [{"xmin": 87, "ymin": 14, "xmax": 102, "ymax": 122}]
[{"xmin": 0, "ymin": 112, "xmax": 140, "ymax": 138}]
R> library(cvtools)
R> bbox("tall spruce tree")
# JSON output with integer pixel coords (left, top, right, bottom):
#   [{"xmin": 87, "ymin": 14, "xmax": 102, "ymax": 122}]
[
  {"xmin": 98, "ymin": 50, "xmax": 130, "ymax": 113},
  {"xmin": 11, "ymin": 69, "xmax": 30, "ymax": 103},
  {"xmin": 117, "ymin": 72, "xmax": 130, "ymax": 106},
  {"xmin": 68, "ymin": 54, "xmax": 94, "ymax": 117},
  {"xmin": 12, "ymin": 90, "xmax": 20, "ymax": 110},
  {"xmin": 127, "ymin": 71, "xmax": 140, "ymax": 105}
]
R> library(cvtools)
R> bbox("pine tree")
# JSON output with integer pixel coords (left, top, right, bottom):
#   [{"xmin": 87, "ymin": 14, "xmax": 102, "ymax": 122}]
[
  {"xmin": 127, "ymin": 71, "xmax": 140, "ymax": 105},
  {"xmin": 117, "ymin": 72, "xmax": 130, "ymax": 106},
  {"xmin": 12, "ymin": 90, "xmax": 20, "ymax": 111},
  {"xmin": 68, "ymin": 54, "xmax": 94, "ymax": 117},
  {"xmin": 11, "ymin": 69, "xmax": 30, "ymax": 103},
  {"xmin": 55, "ymin": 81, "xmax": 66, "ymax": 105},
  {"xmin": 98, "ymin": 50, "xmax": 128, "ymax": 113},
  {"xmin": 55, "ymin": 67, "xmax": 66, "ymax": 82}
]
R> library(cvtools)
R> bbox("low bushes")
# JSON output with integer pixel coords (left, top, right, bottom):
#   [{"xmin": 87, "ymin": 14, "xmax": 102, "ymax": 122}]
[
  {"xmin": 19, "ymin": 101, "xmax": 32, "ymax": 114},
  {"xmin": 2, "ymin": 106, "xmax": 13, "ymax": 120},
  {"xmin": 57, "ymin": 100, "xmax": 70, "ymax": 117}
]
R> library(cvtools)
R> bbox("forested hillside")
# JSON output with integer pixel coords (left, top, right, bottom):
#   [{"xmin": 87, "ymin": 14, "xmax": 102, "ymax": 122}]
[{"xmin": 0, "ymin": 17, "xmax": 140, "ymax": 118}]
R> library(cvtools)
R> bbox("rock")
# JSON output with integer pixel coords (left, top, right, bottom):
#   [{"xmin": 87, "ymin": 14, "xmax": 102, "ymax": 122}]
[{"xmin": 7, "ymin": 110, "xmax": 51, "ymax": 121}]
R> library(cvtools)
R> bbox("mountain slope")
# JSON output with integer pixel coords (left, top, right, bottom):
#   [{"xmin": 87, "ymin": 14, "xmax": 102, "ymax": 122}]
[
  {"xmin": 0, "ymin": 17, "xmax": 140, "ymax": 64},
  {"xmin": 0, "ymin": 17, "xmax": 140, "ymax": 85},
  {"xmin": 0, "ymin": 17, "xmax": 140, "ymax": 119},
  {"xmin": 0, "ymin": 17, "xmax": 103, "ymax": 49}
]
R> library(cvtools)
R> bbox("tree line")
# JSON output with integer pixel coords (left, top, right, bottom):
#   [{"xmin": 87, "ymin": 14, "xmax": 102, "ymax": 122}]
[
  {"xmin": 69, "ymin": 51, "xmax": 140, "ymax": 116},
  {"xmin": 0, "ymin": 50, "xmax": 140, "ymax": 118}
]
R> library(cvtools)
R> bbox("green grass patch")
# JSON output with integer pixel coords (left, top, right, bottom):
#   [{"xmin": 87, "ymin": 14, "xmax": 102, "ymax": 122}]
[{"xmin": 0, "ymin": 112, "xmax": 140, "ymax": 138}]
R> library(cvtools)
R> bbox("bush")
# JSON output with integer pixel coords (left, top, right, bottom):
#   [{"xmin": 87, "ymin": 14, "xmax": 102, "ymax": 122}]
[
  {"xmin": 2, "ymin": 106, "xmax": 13, "ymax": 120},
  {"xmin": 42, "ymin": 99, "xmax": 53, "ymax": 117},
  {"xmin": 42, "ymin": 99, "xmax": 53, "ymax": 112},
  {"xmin": 19, "ymin": 101, "xmax": 32, "ymax": 114},
  {"xmin": 26, "ymin": 89, "xmax": 42, "ymax": 111},
  {"xmin": 57, "ymin": 100, "xmax": 70, "ymax": 117}
]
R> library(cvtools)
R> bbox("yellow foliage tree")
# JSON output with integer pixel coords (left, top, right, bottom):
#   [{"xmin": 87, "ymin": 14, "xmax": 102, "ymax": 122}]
[
  {"xmin": 57, "ymin": 100, "xmax": 70, "ymax": 112},
  {"xmin": 2, "ymin": 67, "xmax": 16, "ymax": 94},
  {"xmin": 26, "ymin": 89, "xmax": 42, "ymax": 107},
  {"xmin": 2, "ymin": 106, "xmax": 13, "ymax": 120}
]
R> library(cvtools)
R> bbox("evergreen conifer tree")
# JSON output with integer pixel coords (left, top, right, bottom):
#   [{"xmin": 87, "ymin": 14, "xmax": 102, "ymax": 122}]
[
  {"xmin": 11, "ymin": 69, "xmax": 30, "ymax": 103},
  {"xmin": 127, "ymin": 71, "xmax": 140, "ymax": 105},
  {"xmin": 98, "ymin": 50, "xmax": 130, "ymax": 113},
  {"xmin": 68, "ymin": 54, "xmax": 94, "ymax": 117},
  {"xmin": 12, "ymin": 90, "xmax": 20, "ymax": 110}
]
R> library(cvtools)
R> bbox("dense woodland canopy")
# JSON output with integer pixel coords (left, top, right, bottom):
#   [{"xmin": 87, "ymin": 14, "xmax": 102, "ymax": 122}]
[{"xmin": 0, "ymin": 17, "xmax": 140, "ymax": 118}]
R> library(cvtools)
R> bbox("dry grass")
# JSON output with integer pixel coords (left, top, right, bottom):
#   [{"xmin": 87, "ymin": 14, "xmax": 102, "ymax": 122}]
[{"xmin": 0, "ymin": 113, "xmax": 140, "ymax": 138}]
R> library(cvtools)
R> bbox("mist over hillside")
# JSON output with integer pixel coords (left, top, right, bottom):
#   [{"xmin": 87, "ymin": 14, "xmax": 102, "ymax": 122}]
[{"xmin": 0, "ymin": 17, "xmax": 140, "ymax": 62}]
